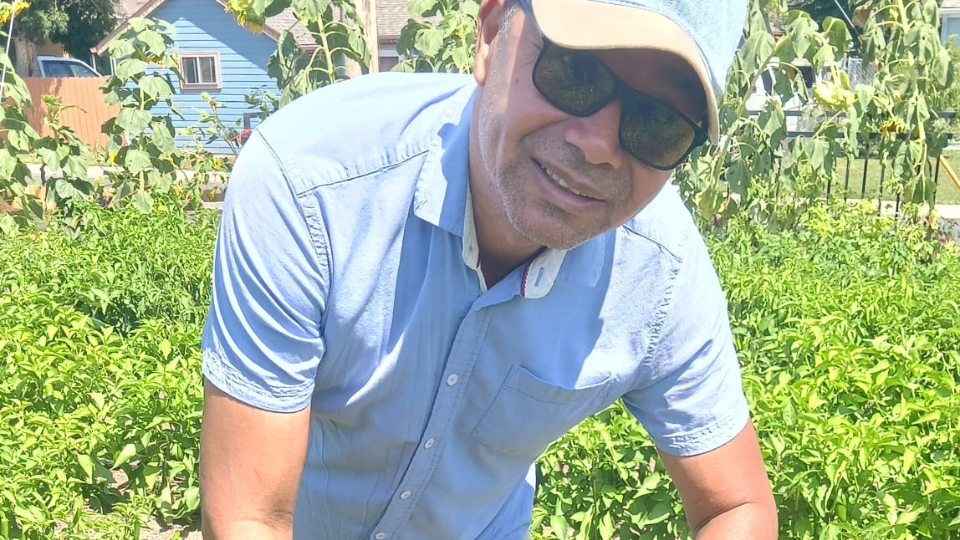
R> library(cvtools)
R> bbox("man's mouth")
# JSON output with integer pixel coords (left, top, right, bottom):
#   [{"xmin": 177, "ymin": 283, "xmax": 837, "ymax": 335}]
[{"xmin": 539, "ymin": 163, "xmax": 599, "ymax": 200}]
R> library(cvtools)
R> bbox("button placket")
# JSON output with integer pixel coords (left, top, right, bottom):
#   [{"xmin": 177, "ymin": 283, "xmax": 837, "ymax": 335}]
[{"xmin": 366, "ymin": 308, "xmax": 492, "ymax": 539}]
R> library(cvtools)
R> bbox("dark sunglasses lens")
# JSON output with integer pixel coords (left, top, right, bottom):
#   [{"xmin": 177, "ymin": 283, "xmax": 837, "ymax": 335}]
[
  {"xmin": 620, "ymin": 97, "xmax": 698, "ymax": 169},
  {"xmin": 533, "ymin": 46, "xmax": 615, "ymax": 116}
]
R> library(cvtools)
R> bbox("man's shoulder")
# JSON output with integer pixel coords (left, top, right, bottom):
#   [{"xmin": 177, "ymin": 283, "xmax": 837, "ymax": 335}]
[
  {"xmin": 254, "ymin": 72, "xmax": 475, "ymax": 192},
  {"xmin": 619, "ymin": 185, "xmax": 703, "ymax": 262}
]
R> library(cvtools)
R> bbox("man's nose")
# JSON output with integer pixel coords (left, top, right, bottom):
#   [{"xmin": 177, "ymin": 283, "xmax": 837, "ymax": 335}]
[{"xmin": 563, "ymin": 100, "xmax": 625, "ymax": 169}]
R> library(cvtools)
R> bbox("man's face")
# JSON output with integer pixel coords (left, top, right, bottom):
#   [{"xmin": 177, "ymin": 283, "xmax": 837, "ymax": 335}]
[{"xmin": 470, "ymin": 2, "xmax": 708, "ymax": 251}]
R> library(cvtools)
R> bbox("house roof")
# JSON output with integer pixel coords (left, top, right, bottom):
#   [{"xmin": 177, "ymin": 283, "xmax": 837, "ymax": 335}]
[
  {"xmin": 378, "ymin": 0, "xmax": 409, "ymax": 40},
  {"xmin": 943, "ymin": 0, "xmax": 960, "ymax": 10},
  {"xmin": 99, "ymin": 0, "xmax": 415, "ymax": 55},
  {"xmin": 92, "ymin": 0, "xmax": 319, "ymax": 55}
]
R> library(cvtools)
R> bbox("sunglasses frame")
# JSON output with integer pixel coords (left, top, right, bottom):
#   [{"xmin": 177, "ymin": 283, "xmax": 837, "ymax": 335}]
[{"xmin": 531, "ymin": 39, "xmax": 709, "ymax": 171}]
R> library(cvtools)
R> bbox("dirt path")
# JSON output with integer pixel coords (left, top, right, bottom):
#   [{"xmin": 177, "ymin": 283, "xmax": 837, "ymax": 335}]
[{"xmin": 139, "ymin": 519, "xmax": 202, "ymax": 540}]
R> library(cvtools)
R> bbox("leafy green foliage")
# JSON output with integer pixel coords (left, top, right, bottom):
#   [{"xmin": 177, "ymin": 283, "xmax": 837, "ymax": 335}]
[
  {"xmin": 181, "ymin": 88, "xmax": 278, "ymax": 159},
  {"xmin": 787, "ymin": 0, "xmax": 870, "ymax": 35},
  {"xmin": 100, "ymin": 18, "xmax": 189, "ymax": 213},
  {"xmin": 0, "ymin": 201, "xmax": 218, "ymax": 539},
  {"xmin": 225, "ymin": 0, "xmax": 370, "ymax": 105},
  {"xmin": 675, "ymin": 0, "xmax": 954, "ymax": 230},
  {"xmin": 534, "ymin": 405, "xmax": 685, "ymax": 540},
  {"xmin": 533, "ymin": 203, "xmax": 960, "ymax": 540},
  {"xmin": 0, "ymin": 55, "xmax": 97, "ymax": 231},
  {"xmin": 267, "ymin": 9, "xmax": 370, "ymax": 104},
  {"xmin": 32, "ymin": 96, "xmax": 95, "ymax": 212},
  {"xmin": 12, "ymin": 0, "xmax": 118, "ymax": 59},
  {"xmin": 0, "ymin": 51, "xmax": 39, "ymax": 233},
  {"xmin": 723, "ymin": 202, "xmax": 960, "ymax": 540},
  {"xmin": 395, "ymin": 0, "xmax": 479, "ymax": 73}
]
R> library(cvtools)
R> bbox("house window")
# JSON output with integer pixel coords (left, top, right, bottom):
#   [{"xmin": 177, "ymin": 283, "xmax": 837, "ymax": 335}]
[
  {"xmin": 180, "ymin": 53, "xmax": 221, "ymax": 89},
  {"xmin": 377, "ymin": 45, "xmax": 402, "ymax": 73},
  {"xmin": 378, "ymin": 55, "xmax": 399, "ymax": 72}
]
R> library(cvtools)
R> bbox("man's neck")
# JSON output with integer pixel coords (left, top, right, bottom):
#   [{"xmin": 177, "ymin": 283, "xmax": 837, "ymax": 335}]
[{"xmin": 467, "ymin": 161, "xmax": 542, "ymax": 287}]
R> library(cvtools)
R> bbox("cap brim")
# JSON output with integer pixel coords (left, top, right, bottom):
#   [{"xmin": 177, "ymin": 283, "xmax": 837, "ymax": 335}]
[{"xmin": 528, "ymin": 0, "xmax": 719, "ymax": 143}]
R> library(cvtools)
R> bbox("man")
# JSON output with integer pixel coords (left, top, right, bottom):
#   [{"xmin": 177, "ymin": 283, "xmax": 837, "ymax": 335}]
[{"xmin": 199, "ymin": 0, "xmax": 778, "ymax": 538}]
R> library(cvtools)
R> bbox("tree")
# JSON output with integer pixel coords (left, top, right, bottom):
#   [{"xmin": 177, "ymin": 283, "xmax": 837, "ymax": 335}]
[
  {"xmin": 12, "ymin": 0, "xmax": 116, "ymax": 76},
  {"xmin": 788, "ymin": 0, "xmax": 873, "ymax": 33}
]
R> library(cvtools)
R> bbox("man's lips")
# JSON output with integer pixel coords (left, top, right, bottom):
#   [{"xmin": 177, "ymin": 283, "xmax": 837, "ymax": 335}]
[{"xmin": 535, "ymin": 161, "xmax": 602, "ymax": 201}]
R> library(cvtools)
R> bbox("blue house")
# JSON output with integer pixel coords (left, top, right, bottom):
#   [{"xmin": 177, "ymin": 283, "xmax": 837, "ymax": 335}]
[
  {"xmin": 92, "ymin": 0, "xmax": 414, "ymax": 153},
  {"xmin": 91, "ymin": 0, "xmax": 318, "ymax": 153}
]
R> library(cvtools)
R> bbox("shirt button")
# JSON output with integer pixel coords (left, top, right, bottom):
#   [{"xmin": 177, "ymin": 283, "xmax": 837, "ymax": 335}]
[
  {"xmin": 424, "ymin": 439, "xmax": 435, "ymax": 449},
  {"xmin": 400, "ymin": 490, "xmax": 412, "ymax": 499},
  {"xmin": 446, "ymin": 373, "xmax": 459, "ymax": 386},
  {"xmin": 375, "ymin": 533, "xmax": 386, "ymax": 540}
]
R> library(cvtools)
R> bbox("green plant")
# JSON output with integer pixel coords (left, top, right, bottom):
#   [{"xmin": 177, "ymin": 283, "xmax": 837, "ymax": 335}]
[
  {"xmin": 225, "ymin": 0, "xmax": 370, "ymax": 105},
  {"xmin": 533, "ymin": 404, "xmax": 685, "ymax": 540},
  {"xmin": 100, "ymin": 17, "xmax": 185, "ymax": 213},
  {"xmin": 31, "ymin": 95, "xmax": 95, "ymax": 215},
  {"xmin": 674, "ymin": 0, "xmax": 954, "ymax": 231},
  {"xmin": 9, "ymin": 0, "xmax": 116, "ymax": 62},
  {"xmin": 717, "ymin": 202, "xmax": 960, "ymax": 540},
  {"xmin": 395, "ymin": 0, "xmax": 479, "ymax": 73},
  {"xmin": 181, "ymin": 88, "xmax": 277, "ymax": 159},
  {"xmin": 0, "ymin": 201, "xmax": 218, "ymax": 538},
  {"xmin": 532, "ymin": 202, "xmax": 960, "ymax": 540},
  {"xmin": 180, "ymin": 92, "xmax": 243, "ymax": 158},
  {"xmin": 0, "ymin": 47, "xmax": 40, "ymax": 233}
]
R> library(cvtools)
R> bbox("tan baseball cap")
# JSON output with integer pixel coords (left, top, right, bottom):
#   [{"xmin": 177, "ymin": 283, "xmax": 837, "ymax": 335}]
[{"xmin": 522, "ymin": 0, "xmax": 748, "ymax": 143}]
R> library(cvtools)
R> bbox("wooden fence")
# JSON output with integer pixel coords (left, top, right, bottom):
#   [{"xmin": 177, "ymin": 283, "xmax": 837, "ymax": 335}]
[{"xmin": 22, "ymin": 77, "xmax": 118, "ymax": 149}]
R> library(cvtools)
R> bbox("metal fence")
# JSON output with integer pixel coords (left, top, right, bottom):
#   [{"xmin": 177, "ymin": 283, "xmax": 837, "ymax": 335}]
[
  {"xmin": 777, "ymin": 110, "xmax": 958, "ymax": 214},
  {"xmin": 840, "ymin": 56, "xmax": 877, "ymax": 88}
]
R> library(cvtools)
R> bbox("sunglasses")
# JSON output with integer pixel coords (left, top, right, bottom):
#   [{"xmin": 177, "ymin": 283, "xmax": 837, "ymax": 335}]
[{"xmin": 531, "ymin": 40, "xmax": 709, "ymax": 171}]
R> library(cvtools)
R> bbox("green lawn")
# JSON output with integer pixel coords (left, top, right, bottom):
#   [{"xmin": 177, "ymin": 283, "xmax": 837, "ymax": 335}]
[{"xmin": 829, "ymin": 149, "xmax": 960, "ymax": 205}]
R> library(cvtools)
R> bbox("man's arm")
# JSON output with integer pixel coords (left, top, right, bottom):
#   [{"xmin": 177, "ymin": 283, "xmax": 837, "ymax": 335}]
[
  {"xmin": 658, "ymin": 420, "xmax": 778, "ymax": 540},
  {"xmin": 200, "ymin": 379, "xmax": 311, "ymax": 540}
]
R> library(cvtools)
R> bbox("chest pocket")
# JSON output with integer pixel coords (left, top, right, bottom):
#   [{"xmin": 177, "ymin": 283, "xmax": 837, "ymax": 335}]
[{"xmin": 471, "ymin": 364, "xmax": 617, "ymax": 458}]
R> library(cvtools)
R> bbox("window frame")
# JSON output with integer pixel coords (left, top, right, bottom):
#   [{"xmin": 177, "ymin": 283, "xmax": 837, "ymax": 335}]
[{"xmin": 179, "ymin": 52, "xmax": 222, "ymax": 90}]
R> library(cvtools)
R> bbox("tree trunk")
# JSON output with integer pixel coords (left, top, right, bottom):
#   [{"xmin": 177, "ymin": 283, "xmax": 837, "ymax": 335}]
[{"xmin": 12, "ymin": 35, "xmax": 37, "ymax": 77}]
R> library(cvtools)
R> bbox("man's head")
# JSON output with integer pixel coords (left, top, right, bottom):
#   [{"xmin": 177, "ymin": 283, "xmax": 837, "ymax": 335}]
[{"xmin": 469, "ymin": 0, "xmax": 746, "ymax": 254}]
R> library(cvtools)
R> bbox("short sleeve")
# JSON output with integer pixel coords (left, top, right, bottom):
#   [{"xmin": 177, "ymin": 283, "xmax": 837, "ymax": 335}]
[
  {"xmin": 201, "ymin": 131, "xmax": 329, "ymax": 413},
  {"xmin": 622, "ymin": 235, "xmax": 749, "ymax": 456}
]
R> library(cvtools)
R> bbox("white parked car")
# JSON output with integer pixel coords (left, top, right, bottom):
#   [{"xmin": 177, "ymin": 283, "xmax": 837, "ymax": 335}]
[{"xmin": 34, "ymin": 56, "xmax": 101, "ymax": 78}]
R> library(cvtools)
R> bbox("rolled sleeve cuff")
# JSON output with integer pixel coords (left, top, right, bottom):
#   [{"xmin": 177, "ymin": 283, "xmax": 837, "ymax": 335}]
[
  {"xmin": 202, "ymin": 344, "xmax": 315, "ymax": 413},
  {"xmin": 650, "ymin": 394, "xmax": 750, "ymax": 456}
]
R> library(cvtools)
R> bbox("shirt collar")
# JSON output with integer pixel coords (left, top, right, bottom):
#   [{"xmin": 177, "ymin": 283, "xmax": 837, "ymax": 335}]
[
  {"xmin": 414, "ymin": 80, "xmax": 606, "ymax": 298},
  {"xmin": 462, "ymin": 186, "xmax": 606, "ymax": 298},
  {"xmin": 413, "ymin": 82, "xmax": 474, "ymax": 237}
]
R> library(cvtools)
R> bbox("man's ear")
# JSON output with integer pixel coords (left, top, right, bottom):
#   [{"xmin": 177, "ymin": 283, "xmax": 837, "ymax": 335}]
[{"xmin": 474, "ymin": 0, "xmax": 508, "ymax": 87}]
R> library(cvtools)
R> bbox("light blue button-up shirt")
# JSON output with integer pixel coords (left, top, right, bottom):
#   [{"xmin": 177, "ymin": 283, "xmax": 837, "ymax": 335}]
[{"xmin": 202, "ymin": 72, "xmax": 749, "ymax": 540}]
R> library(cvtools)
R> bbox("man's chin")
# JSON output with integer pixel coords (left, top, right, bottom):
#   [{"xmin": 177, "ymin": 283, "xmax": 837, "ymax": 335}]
[{"xmin": 522, "ymin": 226, "xmax": 598, "ymax": 252}]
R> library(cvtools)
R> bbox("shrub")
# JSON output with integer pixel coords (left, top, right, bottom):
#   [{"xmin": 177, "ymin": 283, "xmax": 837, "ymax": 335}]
[
  {"xmin": 0, "ymin": 202, "xmax": 218, "ymax": 539},
  {"xmin": 533, "ymin": 202, "xmax": 960, "ymax": 540}
]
